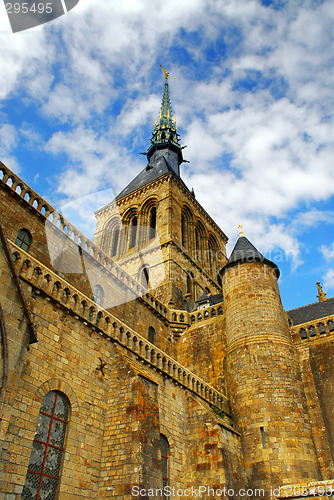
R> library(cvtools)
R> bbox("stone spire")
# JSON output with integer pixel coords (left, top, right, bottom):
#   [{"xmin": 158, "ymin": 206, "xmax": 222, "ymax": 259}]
[{"xmin": 146, "ymin": 66, "xmax": 183, "ymax": 168}]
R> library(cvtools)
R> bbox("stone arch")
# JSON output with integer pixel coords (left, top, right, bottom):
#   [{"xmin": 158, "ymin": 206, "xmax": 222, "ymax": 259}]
[
  {"xmin": 123, "ymin": 208, "xmax": 139, "ymax": 251},
  {"xmin": 34, "ymin": 378, "xmax": 79, "ymax": 413},
  {"xmin": 141, "ymin": 197, "xmax": 158, "ymax": 243},
  {"xmin": 103, "ymin": 216, "xmax": 122, "ymax": 257}
]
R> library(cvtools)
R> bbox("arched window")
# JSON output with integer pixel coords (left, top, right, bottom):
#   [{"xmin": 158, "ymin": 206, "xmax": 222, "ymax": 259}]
[
  {"xmin": 149, "ymin": 207, "xmax": 157, "ymax": 239},
  {"xmin": 22, "ymin": 391, "xmax": 69, "ymax": 500},
  {"xmin": 181, "ymin": 213, "xmax": 186, "ymax": 247},
  {"xmin": 160, "ymin": 434, "xmax": 169, "ymax": 498},
  {"xmin": 111, "ymin": 224, "xmax": 120, "ymax": 257},
  {"xmin": 140, "ymin": 266, "xmax": 150, "ymax": 288},
  {"xmin": 129, "ymin": 216, "xmax": 138, "ymax": 249},
  {"xmin": 15, "ymin": 228, "xmax": 32, "ymax": 252},
  {"xmin": 208, "ymin": 235, "xmax": 219, "ymax": 275},
  {"xmin": 195, "ymin": 228, "xmax": 200, "ymax": 253},
  {"xmin": 92, "ymin": 285, "xmax": 104, "ymax": 307},
  {"xmin": 181, "ymin": 207, "xmax": 192, "ymax": 249},
  {"xmin": 187, "ymin": 271, "xmax": 193, "ymax": 295},
  {"xmin": 148, "ymin": 326, "xmax": 155, "ymax": 345}
]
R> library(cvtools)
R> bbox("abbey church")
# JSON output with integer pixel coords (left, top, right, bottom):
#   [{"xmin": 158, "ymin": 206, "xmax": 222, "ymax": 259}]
[{"xmin": 0, "ymin": 70, "xmax": 334, "ymax": 500}]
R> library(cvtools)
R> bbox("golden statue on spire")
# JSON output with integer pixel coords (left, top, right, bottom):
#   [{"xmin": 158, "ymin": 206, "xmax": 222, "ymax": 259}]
[
  {"xmin": 160, "ymin": 64, "xmax": 169, "ymax": 78},
  {"xmin": 316, "ymin": 281, "xmax": 327, "ymax": 302},
  {"xmin": 238, "ymin": 224, "xmax": 244, "ymax": 237}
]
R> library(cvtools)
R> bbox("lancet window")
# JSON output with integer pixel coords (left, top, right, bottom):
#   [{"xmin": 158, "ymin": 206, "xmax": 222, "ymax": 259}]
[{"xmin": 22, "ymin": 391, "xmax": 69, "ymax": 500}]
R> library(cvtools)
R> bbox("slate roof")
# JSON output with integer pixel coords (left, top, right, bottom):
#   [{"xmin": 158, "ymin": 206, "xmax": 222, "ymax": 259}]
[
  {"xmin": 210, "ymin": 293, "xmax": 224, "ymax": 305},
  {"xmin": 115, "ymin": 148, "xmax": 181, "ymax": 201},
  {"xmin": 287, "ymin": 297, "xmax": 334, "ymax": 326},
  {"xmin": 220, "ymin": 236, "xmax": 279, "ymax": 277},
  {"xmin": 228, "ymin": 236, "xmax": 266, "ymax": 265}
]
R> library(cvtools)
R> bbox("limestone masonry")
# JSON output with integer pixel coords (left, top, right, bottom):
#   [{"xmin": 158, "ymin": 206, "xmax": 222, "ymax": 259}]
[{"xmin": 1, "ymin": 72, "xmax": 334, "ymax": 499}]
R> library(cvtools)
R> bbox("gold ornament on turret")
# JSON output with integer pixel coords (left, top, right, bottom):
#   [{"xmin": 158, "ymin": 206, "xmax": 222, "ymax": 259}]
[{"xmin": 238, "ymin": 224, "xmax": 244, "ymax": 237}]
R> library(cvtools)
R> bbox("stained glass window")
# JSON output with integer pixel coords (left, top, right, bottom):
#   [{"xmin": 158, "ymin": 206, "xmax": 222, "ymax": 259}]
[
  {"xmin": 15, "ymin": 228, "xmax": 32, "ymax": 252},
  {"xmin": 160, "ymin": 434, "xmax": 169, "ymax": 499},
  {"xmin": 22, "ymin": 391, "xmax": 69, "ymax": 500}
]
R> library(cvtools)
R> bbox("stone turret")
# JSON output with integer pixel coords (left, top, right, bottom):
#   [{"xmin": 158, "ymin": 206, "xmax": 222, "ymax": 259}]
[{"xmin": 221, "ymin": 235, "xmax": 320, "ymax": 495}]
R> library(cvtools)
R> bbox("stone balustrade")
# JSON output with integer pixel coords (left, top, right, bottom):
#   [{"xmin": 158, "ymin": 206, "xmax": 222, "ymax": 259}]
[
  {"xmin": 291, "ymin": 316, "xmax": 334, "ymax": 342},
  {"xmin": 9, "ymin": 241, "xmax": 231, "ymax": 418},
  {"xmin": 169, "ymin": 304, "xmax": 224, "ymax": 327},
  {"xmin": 189, "ymin": 304, "xmax": 224, "ymax": 324},
  {"xmin": 0, "ymin": 161, "xmax": 169, "ymax": 321}
]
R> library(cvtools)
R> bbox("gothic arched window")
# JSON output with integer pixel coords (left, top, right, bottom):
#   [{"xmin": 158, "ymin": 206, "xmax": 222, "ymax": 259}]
[
  {"xmin": 129, "ymin": 216, "xmax": 138, "ymax": 249},
  {"xmin": 160, "ymin": 434, "xmax": 169, "ymax": 498},
  {"xmin": 93, "ymin": 284, "xmax": 104, "ymax": 307},
  {"xmin": 208, "ymin": 235, "xmax": 219, "ymax": 275},
  {"xmin": 181, "ymin": 207, "xmax": 193, "ymax": 249},
  {"xmin": 22, "ymin": 391, "xmax": 69, "ymax": 500},
  {"xmin": 15, "ymin": 228, "xmax": 32, "ymax": 252},
  {"xmin": 111, "ymin": 224, "xmax": 120, "ymax": 257},
  {"xmin": 140, "ymin": 266, "xmax": 150, "ymax": 288}
]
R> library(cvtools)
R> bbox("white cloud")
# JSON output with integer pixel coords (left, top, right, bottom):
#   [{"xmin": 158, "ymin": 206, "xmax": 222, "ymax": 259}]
[
  {"xmin": 320, "ymin": 243, "xmax": 334, "ymax": 262},
  {"xmin": 0, "ymin": 123, "xmax": 19, "ymax": 172},
  {"xmin": 323, "ymin": 269, "xmax": 334, "ymax": 293},
  {"xmin": 0, "ymin": 0, "xmax": 334, "ymax": 288}
]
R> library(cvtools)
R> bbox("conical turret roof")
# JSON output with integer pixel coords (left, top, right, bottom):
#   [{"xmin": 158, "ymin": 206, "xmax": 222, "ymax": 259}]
[{"xmin": 220, "ymin": 235, "xmax": 280, "ymax": 278}]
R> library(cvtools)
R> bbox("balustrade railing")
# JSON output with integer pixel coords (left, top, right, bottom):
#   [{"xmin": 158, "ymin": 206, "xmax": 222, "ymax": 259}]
[
  {"xmin": 291, "ymin": 317, "xmax": 334, "ymax": 342},
  {"xmin": 1, "ymin": 161, "xmax": 169, "ymax": 321},
  {"xmin": 9, "ymin": 241, "xmax": 230, "ymax": 417}
]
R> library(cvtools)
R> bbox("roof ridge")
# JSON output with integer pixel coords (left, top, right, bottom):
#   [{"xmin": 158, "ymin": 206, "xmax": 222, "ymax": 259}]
[{"xmin": 287, "ymin": 296, "xmax": 334, "ymax": 313}]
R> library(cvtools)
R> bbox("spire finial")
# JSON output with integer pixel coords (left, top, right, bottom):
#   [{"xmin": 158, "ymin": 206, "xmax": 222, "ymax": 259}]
[
  {"xmin": 160, "ymin": 64, "xmax": 169, "ymax": 78},
  {"xmin": 238, "ymin": 224, "xmax": 244, "ymax": 238},
  {"xmin": 316, "ymin": 281, "xmax": 327, "ymax": 302},
  {"xmin": 146, "ymin": 67, "xmax": 184, "ymax": 169}
]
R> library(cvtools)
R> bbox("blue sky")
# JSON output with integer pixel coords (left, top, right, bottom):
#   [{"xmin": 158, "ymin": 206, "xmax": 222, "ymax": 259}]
[{"xmin": 0, "ymin": 0, "xmax": 334, "ymax": 311}]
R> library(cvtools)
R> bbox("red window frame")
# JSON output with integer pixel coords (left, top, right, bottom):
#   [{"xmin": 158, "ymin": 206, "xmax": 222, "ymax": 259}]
[
  {"xmin": 25, "ymin": 391, "xmax": 69, "ymax": 499},
  {"xmin": 15, "ymin": 228, "xmax": 32, "ymax": 252}
]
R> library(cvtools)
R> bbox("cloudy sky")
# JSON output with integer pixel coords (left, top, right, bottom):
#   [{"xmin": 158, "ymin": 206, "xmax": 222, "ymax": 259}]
[{"xmin": 0, "ymin": 0, "xmax": 333, "ymax": 311}]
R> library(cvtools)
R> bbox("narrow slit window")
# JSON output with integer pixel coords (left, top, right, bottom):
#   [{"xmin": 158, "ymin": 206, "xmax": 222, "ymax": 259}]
[
  {"xmin": 260, "ymin": 426, "xmax": 266, "ymax": 449},
  {"xmin": 160, "ymin": 434, "xmax": 169, "ymax": 499},
  {"xmin": 149, "ymin": 207, "xmax": 157, "ymax": 239},
  {"xmin": 148, "ymin": 326, "xmax": 155, "ymax": 345}
]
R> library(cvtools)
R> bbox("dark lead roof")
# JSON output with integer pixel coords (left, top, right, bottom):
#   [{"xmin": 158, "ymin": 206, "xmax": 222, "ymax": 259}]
[{"xmin": 287, "ymin": 297, "xmax": 334, "ymax": 326}]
